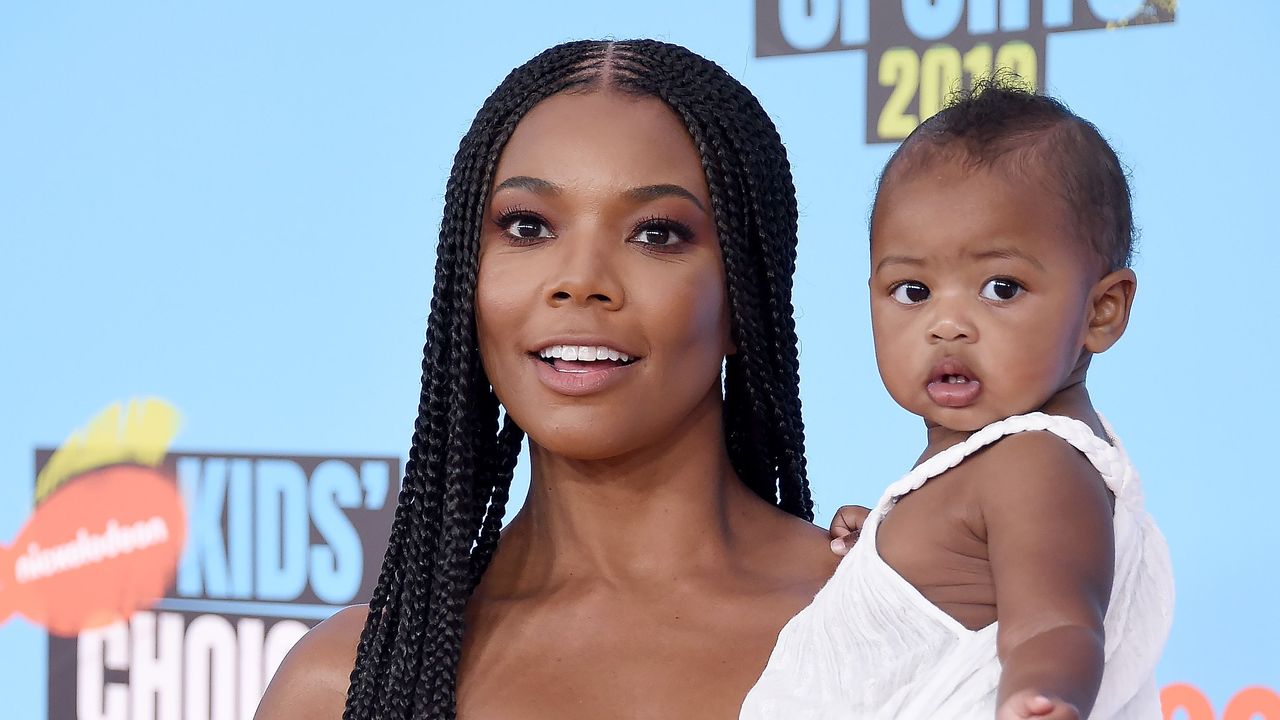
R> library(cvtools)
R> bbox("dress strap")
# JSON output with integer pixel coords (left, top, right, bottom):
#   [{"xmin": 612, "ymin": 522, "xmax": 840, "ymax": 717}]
[{"xmin": 876, "ymin": 412, "xmax": 1127, "ymax": 514}]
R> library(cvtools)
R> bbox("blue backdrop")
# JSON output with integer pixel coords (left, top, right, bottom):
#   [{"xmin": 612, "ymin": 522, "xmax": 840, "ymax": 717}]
[{"xmin": 2, "ymin": 2, "xmax": 1276, "ymax": 718}]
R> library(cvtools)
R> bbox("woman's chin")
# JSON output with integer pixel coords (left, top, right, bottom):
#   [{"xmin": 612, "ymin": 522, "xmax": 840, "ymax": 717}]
[{"xmin": 524, "ymin": 421, "xmax": 662, "ymax": 465}]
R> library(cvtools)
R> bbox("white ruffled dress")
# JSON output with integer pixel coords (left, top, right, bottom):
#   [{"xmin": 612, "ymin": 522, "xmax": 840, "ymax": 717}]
[{"xmin": 740, "ymin": 413, "xmax": 1174, "ymax": 719}]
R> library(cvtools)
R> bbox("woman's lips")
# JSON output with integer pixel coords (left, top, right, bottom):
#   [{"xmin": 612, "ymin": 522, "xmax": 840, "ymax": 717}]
[{"xmin": 531, "ymin": 354, "xmax": 637, "ymax": 396}]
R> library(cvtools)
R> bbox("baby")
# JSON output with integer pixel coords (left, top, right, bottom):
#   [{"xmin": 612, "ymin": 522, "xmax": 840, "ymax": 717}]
[{"xmin": 741, "ymin": 80, "xmax": 1173, "ymax": 719}]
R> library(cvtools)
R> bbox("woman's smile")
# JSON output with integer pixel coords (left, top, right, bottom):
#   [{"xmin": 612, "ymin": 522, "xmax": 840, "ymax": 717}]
[{"xmin": 530, "ymin": 338, "xmax": 643, "ymax": 396}]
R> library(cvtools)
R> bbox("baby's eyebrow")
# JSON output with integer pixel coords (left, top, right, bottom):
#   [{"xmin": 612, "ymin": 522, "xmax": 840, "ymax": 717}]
[
  {"xmin": 968, "ymin": 247, "xmax": 1045, "ymax": 270},
  {"xmin": 874, "ymin": 255, "xmax": 924, "ymax": 274}
]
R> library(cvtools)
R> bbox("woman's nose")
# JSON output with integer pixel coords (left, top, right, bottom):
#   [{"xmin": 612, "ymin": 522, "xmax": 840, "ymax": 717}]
[{"xmin": 544, "ymin": 237, "xmax": 625, "ymax": 310}]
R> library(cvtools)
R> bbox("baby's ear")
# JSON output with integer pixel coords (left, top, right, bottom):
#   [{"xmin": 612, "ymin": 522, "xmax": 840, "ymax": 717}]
[{"xmin": 1084, "ymin": 268, "xmax": 1137, "ymax": 354}]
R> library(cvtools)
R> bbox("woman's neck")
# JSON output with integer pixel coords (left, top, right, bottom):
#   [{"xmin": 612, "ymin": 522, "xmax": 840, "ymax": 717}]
[{"xmin": 490, "ymin": 389, "xmax": 768, "ymax": 592}]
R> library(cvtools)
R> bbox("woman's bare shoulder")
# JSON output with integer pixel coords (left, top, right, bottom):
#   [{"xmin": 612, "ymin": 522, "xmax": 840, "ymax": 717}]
[
  {"xmin": 752, "ymin": 502, "xmax": 841, "ymax": 593},
  {"xmin": 254, "ymin": 604, "xmax": 370, "ymax": 720}
]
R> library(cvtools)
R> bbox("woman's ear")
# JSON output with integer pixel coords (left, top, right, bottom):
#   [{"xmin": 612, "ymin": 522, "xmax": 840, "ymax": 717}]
[
  {"xmin": 722, "ymin": 305, "xmax": 738, "ymax": 356},
  {"xmin": 1084, "ymin": 268, "xmax": 1137, "ymax": 354}
]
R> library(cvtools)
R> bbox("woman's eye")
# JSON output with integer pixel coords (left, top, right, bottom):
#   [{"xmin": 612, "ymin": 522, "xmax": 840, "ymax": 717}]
[
  {"xmin": 501, "ymin": 215, "xmax": 553, "ymax": 241},
  {"xmin": 890, "ymin": 282, "xmax": 930, "ymax": 304},
  {"xmin": 980, "ymin": 278, "xmax": 1024, "ymax": 301},
  {"xmin": 630, "ymin": 221, "xmax": 690, "ymax": 248}
]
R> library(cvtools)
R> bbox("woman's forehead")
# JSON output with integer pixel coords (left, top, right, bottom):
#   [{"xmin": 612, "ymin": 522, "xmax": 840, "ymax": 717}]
[{"xmin": 492, "ymin": 91, "xmax": 710, "ymax": 202}]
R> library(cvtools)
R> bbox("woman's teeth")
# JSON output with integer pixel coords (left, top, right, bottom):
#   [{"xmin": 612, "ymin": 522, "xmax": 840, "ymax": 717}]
[{"xmin": 539, "ymin": 345, "xmax": 632, "ymax": 363}]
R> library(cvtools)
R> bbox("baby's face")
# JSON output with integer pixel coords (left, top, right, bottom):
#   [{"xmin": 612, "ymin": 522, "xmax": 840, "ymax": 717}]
[{"xmin": 869, "ymin": 160, "xmax": 1102, "ymax": 432}]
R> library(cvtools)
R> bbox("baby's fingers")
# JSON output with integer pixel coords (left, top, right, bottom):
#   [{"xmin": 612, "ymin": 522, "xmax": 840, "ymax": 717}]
[
  {"xmin": 829, "ymin": 505, "xmax": 871, "ymax": 556},
  {"xmin": 997, "ymin": 693, "xmax": 1079, "ymax": 720},
  {"xmin": 1035, "ymin": 703, "xmax": 1080, "ymax": 720},
  {"xmin": 996, "ymin": 693, "xmax": 1040, "ymax": 719},
  {"xmin": 829, "ymin": 505, "xmax": 870, "ymax": 536}
]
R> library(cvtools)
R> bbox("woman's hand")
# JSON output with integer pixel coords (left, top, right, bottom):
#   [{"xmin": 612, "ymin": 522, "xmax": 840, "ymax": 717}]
[
  {"xmin": 997, "ymin": 690, "xmax": 1081, "ymax": 719},
  {"xmin": 828, "ymin": 505, "xmax": 871, "ymax": 556}
]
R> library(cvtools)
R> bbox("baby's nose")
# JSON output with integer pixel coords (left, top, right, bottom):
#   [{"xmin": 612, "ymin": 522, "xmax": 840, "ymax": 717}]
[{"xmin": 928, "ymin": 315, "xmax": 975, "ymax": 343}]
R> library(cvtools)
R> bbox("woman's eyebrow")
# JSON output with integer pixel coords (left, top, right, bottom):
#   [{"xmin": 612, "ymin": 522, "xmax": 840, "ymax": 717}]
[
  {"xmin": 493, "ymin": 175, "xmax": 560, "ymax": 195},
  {"xmin": 623, "ymin": 184, "xmax": 706, "ymax": 212},
  {"xmin": 493, "ymin": 176, "xmax": 707, "ymax": 213}
]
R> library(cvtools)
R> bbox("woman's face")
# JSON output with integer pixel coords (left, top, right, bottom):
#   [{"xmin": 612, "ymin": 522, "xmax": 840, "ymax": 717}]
[{"xmin": 476, "ymin": 90, "xmax": 732, "ymax": 461}]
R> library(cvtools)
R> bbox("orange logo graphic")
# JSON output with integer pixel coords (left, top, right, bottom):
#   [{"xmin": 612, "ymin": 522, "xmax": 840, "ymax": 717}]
[
  {"xmin": 0, "ymin": 399, "xmax": 186, "ymax": 636},
  {"xmin": 1162, "ymin": 683, "xmax": 1280, "ymax": 720}
]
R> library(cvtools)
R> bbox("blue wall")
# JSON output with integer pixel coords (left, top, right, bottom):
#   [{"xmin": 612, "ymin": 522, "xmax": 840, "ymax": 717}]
[{"xmin": 2, "ymin": 2, "xmax": 1275, "ymax": 718}]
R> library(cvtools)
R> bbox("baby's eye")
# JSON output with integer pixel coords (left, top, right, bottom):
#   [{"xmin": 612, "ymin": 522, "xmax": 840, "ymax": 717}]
[
  {"xmin": 891, "ymin": 281, "xmax": 930, "ymax": 305},
  {"xmin": 501, "ymin": 214, "xmax": 554, "ymax": 241},
  {"xmin": 980, "ymin": 278, "xmax": 1023, "ymax": 301},
  {"xmin": 630, "ymin": 219, "xmax": 692, "ymax": 248}
]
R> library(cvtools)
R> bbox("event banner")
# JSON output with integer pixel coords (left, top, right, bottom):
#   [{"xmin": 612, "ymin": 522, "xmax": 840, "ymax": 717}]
[
  {"xmin": 755, "ymin": 0, "xmax": 1175, "ymax": 143},
  {"xmin": 3, "ymin": 2, "xmax": 1278, "ymax": 719},
  {"xmin": 3, "ymin": 400, "xmax": 397, "ymax": 720}
]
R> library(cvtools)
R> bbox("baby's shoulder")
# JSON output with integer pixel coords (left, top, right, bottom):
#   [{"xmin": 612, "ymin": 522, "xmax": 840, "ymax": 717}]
[{"xmin": 958, "ymin": 429, "xmax": 1110, "ymax": 512}]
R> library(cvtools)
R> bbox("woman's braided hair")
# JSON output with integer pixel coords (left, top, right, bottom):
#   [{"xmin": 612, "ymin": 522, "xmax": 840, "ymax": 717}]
[{"xmin": 344, "ymin": 39, "xmax": 812, "ymax": 720}]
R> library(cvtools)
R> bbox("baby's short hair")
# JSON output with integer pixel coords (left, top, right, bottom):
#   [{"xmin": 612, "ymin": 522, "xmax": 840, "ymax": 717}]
[{"xmin": 879, "ymin": 75, "xmax": 1134, "ymax": 272}]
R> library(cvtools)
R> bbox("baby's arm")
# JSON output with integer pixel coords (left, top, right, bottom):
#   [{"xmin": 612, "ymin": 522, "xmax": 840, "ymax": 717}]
[{"xmin": 977, "ymin": 431, "xmax": 1115, "ymax": 720}]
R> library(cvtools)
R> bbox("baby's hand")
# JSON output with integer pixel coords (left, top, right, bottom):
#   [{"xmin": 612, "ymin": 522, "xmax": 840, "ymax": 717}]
[
  {"xmin": 996, "ymin": 691, "xmax": 1081, "ymax": 720},
  {"xmin": 828, "ymin": 505, "xmax": 871, "ymax": 556}
]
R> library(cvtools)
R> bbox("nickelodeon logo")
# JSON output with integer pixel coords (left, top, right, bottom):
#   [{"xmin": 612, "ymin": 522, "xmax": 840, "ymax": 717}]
[
  {"xmin": 0, "ymin": 398, "xmax": 401, "ymax": 720},
  {"xmin": 1, "ymin": 400, "xmax": 186, "ymax": 637},
  {"xmin": 15, "ymin": 517, "xmax": 170, "ymax": 585}
]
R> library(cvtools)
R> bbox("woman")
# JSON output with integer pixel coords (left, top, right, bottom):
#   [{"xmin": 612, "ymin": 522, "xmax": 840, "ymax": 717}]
[{"xmin": 256, "ymin": 39, "xmax": 837, "ymax": 720}]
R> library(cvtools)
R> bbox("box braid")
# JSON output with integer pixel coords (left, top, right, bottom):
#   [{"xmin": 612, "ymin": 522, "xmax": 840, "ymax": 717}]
[{"xmin": 343, "ymin": 39, "xmax": 812, "ymax": 720}]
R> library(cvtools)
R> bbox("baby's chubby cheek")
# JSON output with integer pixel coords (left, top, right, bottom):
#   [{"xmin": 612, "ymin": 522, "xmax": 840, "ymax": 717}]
[{"xmin": 872, "ymin": 341, "xmax": 923, "ymax": 411}]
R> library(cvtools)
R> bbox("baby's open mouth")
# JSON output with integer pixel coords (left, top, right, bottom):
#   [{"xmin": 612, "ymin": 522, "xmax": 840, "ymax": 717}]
[{"xmin": 926, "ymin": 360, "xmax": 982, "ymax": 408}]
